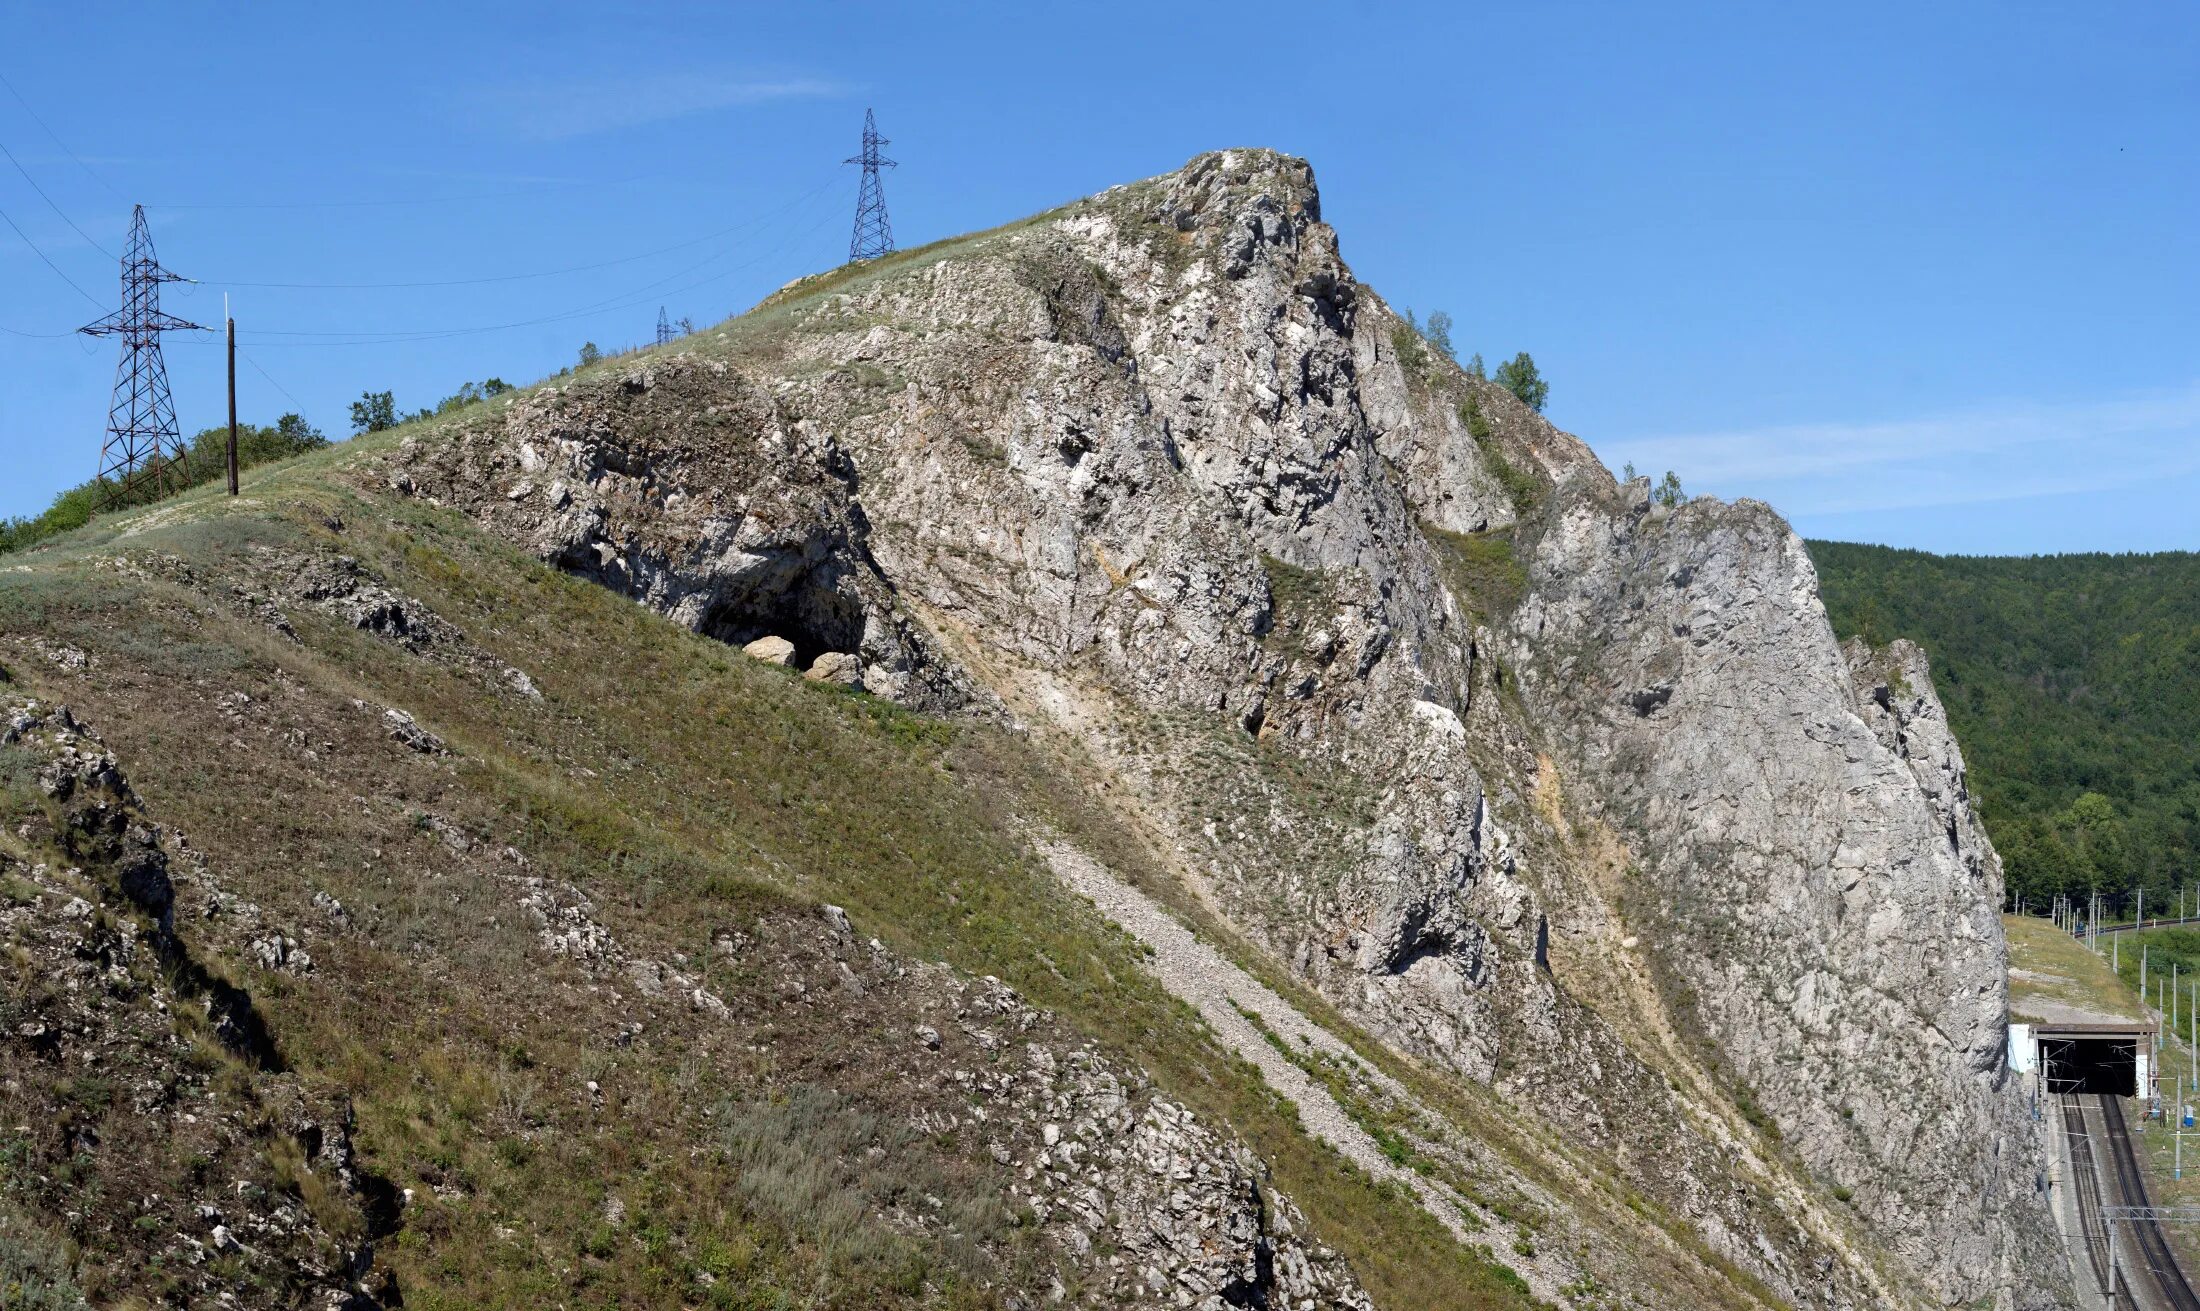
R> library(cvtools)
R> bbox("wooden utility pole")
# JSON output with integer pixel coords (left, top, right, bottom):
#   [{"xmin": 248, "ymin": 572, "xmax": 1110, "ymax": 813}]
[{"xmin": 225, "ymin": 307, "xmax": 239, "ymax": 496}]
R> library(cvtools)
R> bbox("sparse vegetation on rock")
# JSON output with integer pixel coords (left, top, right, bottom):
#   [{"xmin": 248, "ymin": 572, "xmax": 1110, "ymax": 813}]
[{"xmin": 0, "ymin": 148, "xmax": 2065, "ymax": 1311}]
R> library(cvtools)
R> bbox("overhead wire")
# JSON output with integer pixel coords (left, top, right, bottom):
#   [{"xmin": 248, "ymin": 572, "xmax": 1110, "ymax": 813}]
[
  {"xmin": 140, "ymin": 174, "xmax": 660, "ymax": 212},
  {"xmin": 236, "ymin": 239, "xmax": 748, "ymax": 343},
  {"xmin": 0, "ymin": 196, "xmax": 102, "ymax": 308},
  {"xmin": 0, "ymin": 319, "xmax": 75, "ymax": 339},
  {"xmin": 0, "ymin": 135, "xmax": 114, "ymax": 258},
  {"xmin": 0, "ymin": 65, "xmax": 126, "ymax": 204},
  {"xmin": 0, "ymin": 65, "xmax": 849, "ymax": 349},
  {"xmin": 239, "ymin": 349, "xmax": 303, "ymax": 408},
  {"xmin": 0, "ymin": 70, "xmax": 114, "ymax": 339},
  {"xmin": 1, "ymin": 65, "xmax": 862, "ymax": 442},
  {"xmin": 230, "ymin": 176, "xmax": 846, "ymax": 348},
  {"xmin": 0, "ymin": 62, "xmax": 658, "ymax": 219},
  {"xmin": 207, "ymin": 171, "xmax": 840, "ymax": 290}
]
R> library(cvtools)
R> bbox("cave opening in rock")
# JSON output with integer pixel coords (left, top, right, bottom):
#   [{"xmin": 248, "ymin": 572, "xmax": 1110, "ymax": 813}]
[{"xmin": 700, "ymin": 565, "xmax": 866, "ymax": 669}]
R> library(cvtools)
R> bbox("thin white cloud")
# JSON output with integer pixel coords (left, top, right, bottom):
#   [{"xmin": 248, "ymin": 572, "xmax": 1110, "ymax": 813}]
[
  {"xmin": 1596, "ymin": 383, "xmax": 2200, "ymax": 517},
  {"xmin": 469, "ymin": 71, "xmax": 849, "ymax": 141}
]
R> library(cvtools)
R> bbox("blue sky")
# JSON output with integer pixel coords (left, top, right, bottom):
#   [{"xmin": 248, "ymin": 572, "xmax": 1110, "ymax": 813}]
[{"xmin": 3, "ymin": 3, "xmax": 2195, "ymax": 554}]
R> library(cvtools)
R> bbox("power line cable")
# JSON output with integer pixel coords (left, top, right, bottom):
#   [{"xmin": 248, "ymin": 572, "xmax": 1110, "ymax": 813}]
[
  {"xmin": 0, "ymin": 316, "xmax": 74, "ymax": 338},
  {"xmin": 236, "ymin": 240, "xmax": 748, "ymax": 339},
  {"xmin": 0, "ymin": 136, "xmax": 114, "ymax": 258},
  {"xmin": 208, "ymin": 173, "xmax": 839, "ymax": 290},
  {"xmin": 141, "ymin": 174, "xmax": 661, "ymax": 212},
  {"xmin": 0, "ymin": 62, "xmax": 643, "ymax": 218},
  {"xmin": 231, "ymin": 181, "xmax": 843, "ymax": 347},
  {"xmin": 0, "ymin": 66, "xmax": 126, "ymax": 203},
  {"xmin": 238, "ymin": 348, "xmax": 303, "ymax": 408},
  {"xmin": 0, "ymin": 196, "xmax": 102, "ymax": 307}
]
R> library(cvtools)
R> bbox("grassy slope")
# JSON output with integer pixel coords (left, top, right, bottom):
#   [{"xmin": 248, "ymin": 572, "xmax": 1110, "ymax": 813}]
[
  {"xmin": 2004, "ymin": 914, "xmax": 2148, "ymax": 1025},
  {"xmin": 0, "ymin": 438, "xmax": 1539, "ymax": 1309}
]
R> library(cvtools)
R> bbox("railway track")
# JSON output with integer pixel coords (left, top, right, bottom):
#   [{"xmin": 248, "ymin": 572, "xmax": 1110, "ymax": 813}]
[
  {"xmin": 2065, "ymin": 1094, "xmax": 2136, "ymax": 1309},
  {"xmin": 2096, "ymin": 1095, "xmax": 2200, "ymax": 1310},
  {"xmin": 2065, "ymin": 1092, "xmax": 2200, "ymax": 1310},
  {"xmin": 2073, "ymin": 914, "xmax": 2200, "ymax": 940}
]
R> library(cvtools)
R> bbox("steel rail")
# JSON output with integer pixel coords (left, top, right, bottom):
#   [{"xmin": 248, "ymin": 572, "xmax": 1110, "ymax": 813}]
[
  {"xmin": 2067, "ymin": 1094, "xmax": 2135, "ymax": 1308},
  {"xmin": 2098, "ymin": 1094, "xmax": 2200, "ymax": 1311}
]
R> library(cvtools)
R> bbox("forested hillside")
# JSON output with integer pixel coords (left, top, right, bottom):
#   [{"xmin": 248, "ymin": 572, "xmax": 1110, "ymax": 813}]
[{"xmin": 1810, "ymin": 541, "xmax": 2200, "ymax": 914}]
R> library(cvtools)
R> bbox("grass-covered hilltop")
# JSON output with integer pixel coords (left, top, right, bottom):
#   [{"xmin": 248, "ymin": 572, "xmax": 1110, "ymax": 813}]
[
  {"xmin": 1811, "ymin": 542, "xmax": 2200, "ymax": 915},
  {"xmin": 0, "ymin": 150, "xmax": 2072, "ymax": 1310}
]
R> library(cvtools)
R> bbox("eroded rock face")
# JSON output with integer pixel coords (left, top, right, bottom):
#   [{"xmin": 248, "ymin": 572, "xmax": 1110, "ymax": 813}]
[
  {"xmin": 383, "ymin": 149, "xmax": 2067, "ymax": 1306},
  {"xmin": 384, "ymin": 365, "xmax": 975, "ymax": 711},
  {"xmin": 1846, "ymin": 635, "xmax": 2002, "ymax": 890},
  {"xmin": 1509, "ymin": 489, "xmax": 2056, "ymax": 1305}
]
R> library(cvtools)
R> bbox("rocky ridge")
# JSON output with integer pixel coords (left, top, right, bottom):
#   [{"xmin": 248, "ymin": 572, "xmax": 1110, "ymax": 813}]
[{"xmin": 381, "ymin": 148, "xmax": 2069, "ymax": 1307}]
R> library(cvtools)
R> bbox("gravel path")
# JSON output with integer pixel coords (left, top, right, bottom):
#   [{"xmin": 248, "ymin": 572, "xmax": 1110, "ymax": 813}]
[{"xmin": 1044, "ymin": 842, "xmax": 1481, "ymax": 1245}]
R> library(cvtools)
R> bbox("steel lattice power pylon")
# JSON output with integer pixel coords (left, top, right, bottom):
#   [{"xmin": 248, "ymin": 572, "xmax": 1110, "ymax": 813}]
[
  {"xmin": 80, "ymin": 205, "xmax": 202, "ymax": 508},
  {"xmin": 844, "ymin": 108, "xmax": 896, "ymax": 262},
  {"xmin": 657, "ymin": 306, "xmax": 674, "ymax": 346}
]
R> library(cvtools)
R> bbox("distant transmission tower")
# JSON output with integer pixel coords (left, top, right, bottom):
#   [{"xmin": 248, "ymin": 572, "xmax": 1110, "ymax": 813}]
[
  {"xmin": 80, "ymin": 205, "xmax": 202, "ymax": 509},
  {"xmin": 656, "ymin": 306, "xmax": 674, "ymax": 346},
  {"xmin": 844, "ymin": 108, "xmax": 896, "ymax": 262}
]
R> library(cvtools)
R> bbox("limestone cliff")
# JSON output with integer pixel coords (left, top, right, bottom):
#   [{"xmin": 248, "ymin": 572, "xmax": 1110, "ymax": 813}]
[{"xmin": 378, "ymin": 149, "xmax": 2068, "ymax": 1307}]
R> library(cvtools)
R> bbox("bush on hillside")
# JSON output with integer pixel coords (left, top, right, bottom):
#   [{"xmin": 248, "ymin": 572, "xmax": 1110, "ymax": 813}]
[
  {"xmin": 1494, "ymin": 352, "xmax": 1548, "ymax": 412},
  {"xmin": 350, "ymin": 391, "xmax": 397, "ymax": 435},
  {"xmin": 1424, "ymin": 310, "xmax": 1457, "ymax": 363},
  {"xmin": 0, "ymin": 1209, "xmax": 88, "ymax": 1309}
]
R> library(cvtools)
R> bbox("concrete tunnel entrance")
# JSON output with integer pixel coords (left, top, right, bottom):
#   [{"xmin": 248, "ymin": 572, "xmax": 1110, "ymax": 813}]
[{"xmin": 2038, "ymin": 1031, "xmax": 2141, "ymax": 1096}]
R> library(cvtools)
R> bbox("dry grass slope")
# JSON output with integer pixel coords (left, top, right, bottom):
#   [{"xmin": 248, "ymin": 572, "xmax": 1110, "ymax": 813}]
[{"xmin": 0, "ymin": 448, "xmax": 1543, "ymax": 1310}]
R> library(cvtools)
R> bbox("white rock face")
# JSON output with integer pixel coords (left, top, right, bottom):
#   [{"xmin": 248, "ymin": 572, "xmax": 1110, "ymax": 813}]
[
  {"xmin": 1510, "ymin": 492, "xmax": 2059, "ymax": 1305},
  {"xmin": 387, "ymin": 149, "xmax": 2070, "ymax": 1307}
]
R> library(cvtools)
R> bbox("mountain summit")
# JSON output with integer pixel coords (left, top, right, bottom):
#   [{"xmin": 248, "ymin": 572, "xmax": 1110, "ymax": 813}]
[{"xmin": 0, "ymin": 150, "xmax": 2064, "ymax": 1309}]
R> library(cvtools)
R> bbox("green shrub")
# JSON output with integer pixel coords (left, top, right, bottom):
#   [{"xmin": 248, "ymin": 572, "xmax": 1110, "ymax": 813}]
[
  {"xmin": 1456, "ymin": 399, "xmax": 1544, "ymax": 519},
  {"xmin": 1389, "ymin": 322, "xmax": 1430, "ymax": 376},
  {"xmin": 0, "ymin": 1210, "xmax": 88, "ymax": 1310},
  {"xmin": 1458, "ymin": 396, "xmax": 1492, "ymax": 444},
  {"xmin": 1492, "ymin": 352, "xmax": 1548, "ymax": 412},
  {"xmin": 1423, "ymin": 525, "xmax": 1527, "ymax": 624},
  {"xmin": 1424, "ymin": 310, "xmax": 1457, "ymax": 363}
]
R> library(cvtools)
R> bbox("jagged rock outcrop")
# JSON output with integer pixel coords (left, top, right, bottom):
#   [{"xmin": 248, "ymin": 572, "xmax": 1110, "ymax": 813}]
[
  {"xmin": 382, "ymin": 369, "xmax": 971, "ymax": 710},
  {"xmin": 379, "ymin": 148, "xmax": 2070, "ymax": 1306},
  {"xmin": 1509, "ymin": 488, "xmax": 2059, "ymax": 1304},
  {"xmin": 1846, "ymin": 635, "xmax": 2003, "ymax": 888}
]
